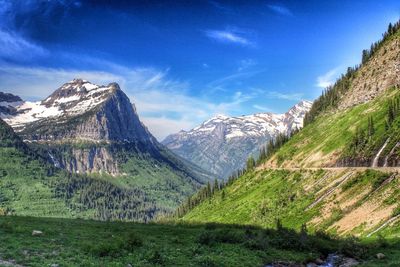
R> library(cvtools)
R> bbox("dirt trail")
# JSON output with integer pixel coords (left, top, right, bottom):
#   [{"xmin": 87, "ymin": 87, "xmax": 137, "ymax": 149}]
[{"xmin": 258, "ymin": 166, "xmax": 400, "ymax": 173}]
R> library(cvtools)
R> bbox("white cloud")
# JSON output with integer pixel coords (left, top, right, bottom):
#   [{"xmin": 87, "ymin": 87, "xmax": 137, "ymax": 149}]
[
  {"xmin": 266, "ymin": 91, "xmax": 303, "ymax": 101},
  {"xmin": 0, "ymin": 29, "xmax": 47, "ymax": 61},
  {"xmin": 238, "ymin": 58, "xmax": 256, "ymax": 71},
  {"xmin": 316, "ymin": 68, "xmax": 340, "ymax": 88},
  {"xmin": 205, "ymin": 30, "xmax": 252, "ymax": 46},
  {"xmin": 0, "ymin": 65, "xmax": 122, "ymax": 99},
  {"xmin": 267, "ymin": 4, "xmax": 293, "ymax": 16},
  {"xmin": 253, "ymin": 104, "xmax": 273, "ymax": 112}
]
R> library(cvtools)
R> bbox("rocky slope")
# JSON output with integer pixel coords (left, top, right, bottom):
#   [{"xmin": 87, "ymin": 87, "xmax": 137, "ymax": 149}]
[
  {"xmin": 162, "ymin": 100, "xmax": 312, "ymax": 178},
  {"xmin": 0, "ymin": 80, "xmax": 213, "ymax": 219},
  {"xmin": 338, "ymin": 31, "xmax": 400, "ymax": 110}
]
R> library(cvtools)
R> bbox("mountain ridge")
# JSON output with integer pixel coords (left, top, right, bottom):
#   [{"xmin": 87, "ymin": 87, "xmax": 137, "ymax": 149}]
[{"xmin": 162, "ymin": 100, "xmax": 312, "ymax": 178}]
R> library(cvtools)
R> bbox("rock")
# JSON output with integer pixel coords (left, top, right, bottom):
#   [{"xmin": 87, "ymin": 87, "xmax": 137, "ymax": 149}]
[
  {"xmin": 338, "ymin": 257, "xmax": 359, "ymax": 267},
  {"xmin": 32, "ymin": 230, "xmax": 43, "ymax": 236},
  {"xmin": 126, "ymin": 264, "xmax": 133, "ymax": 267},
  {"xmin": 376, "ymin": 253, "xmax": 385, "ymax": 259},
  {"xmin": 314, "ymin": 258, "xmax": 324, "ymax": 265},
  {"xmin": 50, "ymin": 264, "xmax": 59, "ymax": 267}
]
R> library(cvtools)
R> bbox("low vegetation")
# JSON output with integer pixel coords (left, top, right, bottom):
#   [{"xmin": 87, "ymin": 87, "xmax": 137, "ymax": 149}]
[{"xmin": 0, "ymin": 216, "xmax": 399, "ymax": 266}]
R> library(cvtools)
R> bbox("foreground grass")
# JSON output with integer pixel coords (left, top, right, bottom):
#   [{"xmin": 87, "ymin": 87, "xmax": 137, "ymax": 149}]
[{"xmin": 0, "ymin": 216, "xmax": 398, "ymax": 266}]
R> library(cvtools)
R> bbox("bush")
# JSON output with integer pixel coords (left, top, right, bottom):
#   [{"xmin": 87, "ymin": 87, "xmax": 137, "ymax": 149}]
[
  {"xmin": 196, "ymin": 256, "xmax": 217, "ymax": 267},
  {"xmin": 198, "ymin": 229, "xmax": 245, "ymax": 246},
  {"xmin": 125, "ymin": 232, "xmax": 143, "ymax": 250},
  {"xmin": 84, "ymin": 240, "xmax": 123, "ymax": 257},
  {"xmin": 198, "ymin": 231, "xmax": 215, "ymax": 246},
  {"xmin": 0, "ymin": 221, "xmax": 14, "ymax": 233},
  {"xmin": 148, "ymin": 250, "xmax": 164, "ymax": 265},
  {"xmin": 84, "ymin": 233, "xmax": 143, "ymax": 257}
]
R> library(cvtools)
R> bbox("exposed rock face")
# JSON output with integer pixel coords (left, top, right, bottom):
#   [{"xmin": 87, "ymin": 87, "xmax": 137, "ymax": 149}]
[
  {"xmin": 338, "ymin": 36, "xmax": 400, "ymax": 110},
  {"xmin": 162, "ymin": 101, "xmax": 312, "ymax": 178},
  {"xmin": 47, "ymin": 146, "xmax": 119, "ymax": 175},
  {"xmin": 0, "ymin": 92, "xmax": 23, "ymax": 117}
]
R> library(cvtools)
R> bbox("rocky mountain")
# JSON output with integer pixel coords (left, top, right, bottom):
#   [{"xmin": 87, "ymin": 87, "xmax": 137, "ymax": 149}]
[
  {"xmin": 162, "ymin": 100, "xmax": 312, "ymax": 178},
  {"xmin": 0, "ymin": 79, "xmax": 213, "ymax": 220}
]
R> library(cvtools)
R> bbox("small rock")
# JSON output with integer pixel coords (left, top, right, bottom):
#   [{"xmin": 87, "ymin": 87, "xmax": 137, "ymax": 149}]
[
  {"xmin": 32, "ymin": 230, "xmax": 43, "ymax": 236},
  {"xmin": 50, "ymin": 264, "xmax": 59, "ymax": 267},
  {"xmin": 126, "ymin": 264, "xmax": 132, "ymax": 267},
  {"xmin": 339, "ymin": 257, "xmax": 359, "ymax": 267},
  {"xmin": 376, "ymin": 253, "xmax": 385, "ymax": 260},
  {"xmin": 314, "ymin": 258, "xmax": 324, "ymax": 265}
]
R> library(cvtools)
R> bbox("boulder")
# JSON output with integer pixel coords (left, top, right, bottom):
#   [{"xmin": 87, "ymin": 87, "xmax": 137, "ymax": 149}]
[
  {"xmin": 32, "ymin": 230, "xmax": 43, "ymax": 236},
  {"xmin": 376, "ymin": 253, "xmax": 385, "ymax": 260}
]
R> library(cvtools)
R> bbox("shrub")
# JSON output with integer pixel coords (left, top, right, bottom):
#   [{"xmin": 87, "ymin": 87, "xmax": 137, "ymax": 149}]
[
  {"xmin": 125, "ymin": 232, "xmax": 143, "ymax": 250},
  {"xmin": 84, "ymin": 240, "xmax": 122, "ymax": 257},
  {"xmin": 148, "ymin": 250, "xmax": 164, "ymax": 265},
  {"xmin": 198, "ymin": 231, "xmax": 215, "ymax": 246}
]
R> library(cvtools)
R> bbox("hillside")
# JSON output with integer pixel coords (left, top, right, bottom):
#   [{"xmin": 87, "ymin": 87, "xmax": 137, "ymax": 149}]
[
  {"xmin": 163, "ymin": 101, "xmax": 311, "ymax": 179},
  {"xmin": 181, "ymin": 168, "xmax": 400, "ymax": 237},
  {"xmin": 180, "ymin": 22, "xmax": 400, "ymax": 239},
  {"xmin": 0, "ymin": 118, "xmax": 172, "ymax": 221}
]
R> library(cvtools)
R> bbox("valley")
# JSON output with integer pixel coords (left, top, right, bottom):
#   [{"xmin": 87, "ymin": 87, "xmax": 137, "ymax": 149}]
[{"xmin": 0, "ymin": 2, "xmax": 400, "ymax": 266}]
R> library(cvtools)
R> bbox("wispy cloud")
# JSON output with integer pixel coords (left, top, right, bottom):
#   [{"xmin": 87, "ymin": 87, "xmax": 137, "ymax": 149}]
[
  {"xmin": 237, "ymin": 58, "xmax": 256, "ymax": 71},
  {"xmin": 208, "ymin": 1, "xmax": 234, "ymax": 14},
  {"xmin": 267, "ymin": 4, "xmax": 293, "ymax": 16},
  {"xmin": 253, "ymin": 104, "xmax": 273, "ymax": 112},
  {"xmin": 266, "ymin": 91, "xmax": 303, "ymax": 101},
  {"xmin": 0, "ymin": 29, "xmax": 48, "ymax": 61},
  {"xmin": 205, "ymin": 29, "xmax": 252, "ymax": 46},
  {"xmin": 316, "ymin": 67, "xmax": 340, "ymax": 88}
]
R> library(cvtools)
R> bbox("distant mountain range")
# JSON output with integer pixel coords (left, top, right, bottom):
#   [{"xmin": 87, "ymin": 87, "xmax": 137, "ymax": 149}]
[{"xmin": 162, "ymin": 100, "xmax": 312, "ymax": 178}]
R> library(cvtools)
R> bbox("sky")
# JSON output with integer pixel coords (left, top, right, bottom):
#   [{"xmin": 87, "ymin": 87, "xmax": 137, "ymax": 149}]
[{"xmin": 0, "ymin": 0, "xmax": 399, "ymax": 140}]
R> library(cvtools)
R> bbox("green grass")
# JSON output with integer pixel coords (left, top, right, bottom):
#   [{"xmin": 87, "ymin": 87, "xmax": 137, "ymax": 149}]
[
  {"xmin": 181, "ymin": 169, "xmax": 400, "ymax": 237},
  {"xmin": 1, "ymin": 216, "xmax": 398, "ymax": 267}
]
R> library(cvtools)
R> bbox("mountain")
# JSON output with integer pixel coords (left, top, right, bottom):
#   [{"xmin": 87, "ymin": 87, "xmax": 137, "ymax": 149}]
[
  {"xmin": 178, "ymin": 21, "xmax": 400, "ymax": 237},
  {"xmin": 0, "ymin": 79, "xmax": 213, "ymax": 221},
  {"xmin": 0, "ymin": 117, "xmax": 168, "ymax": 221},
  {"xmin": 162, "ymin": 100, "xmax": 312, "ymax": 178}
]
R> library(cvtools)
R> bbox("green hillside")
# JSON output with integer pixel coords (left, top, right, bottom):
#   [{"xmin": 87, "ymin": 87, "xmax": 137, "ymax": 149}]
[
  {"xmin": 0, "ymin": 119, "xmax": 183, "ymax": 221},
  {"xmin": 181, "ymin": 168, "xmax": 400, "ymax": 237}
]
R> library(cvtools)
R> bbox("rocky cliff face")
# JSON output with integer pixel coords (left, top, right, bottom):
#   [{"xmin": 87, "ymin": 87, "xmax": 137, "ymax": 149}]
[
  {"xmin": 162, "ymin": 101, "xmax": 312, "ymax": 178},
  {"xmin": 338, "ymin": 31, "xmax": 400, "ymax": 110},
  {"xmin": 0, "ymin": 92, "xmax": 24, "ymax": 117}
]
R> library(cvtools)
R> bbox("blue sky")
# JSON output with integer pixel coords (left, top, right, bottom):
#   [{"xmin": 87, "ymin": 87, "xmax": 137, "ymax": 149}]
[{"xmin": 0, "ymin": 0, "xmax": 399, "ymax": 139}]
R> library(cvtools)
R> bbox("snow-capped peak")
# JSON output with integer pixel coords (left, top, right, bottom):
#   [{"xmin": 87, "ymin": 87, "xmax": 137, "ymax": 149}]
[
  {"xmin": 164, "ymin": 100, "xmax": 313, "ymax": 142},
  {"xmin": 1, "ymin": 79, "xmax": 119, "ymax": 130}
]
